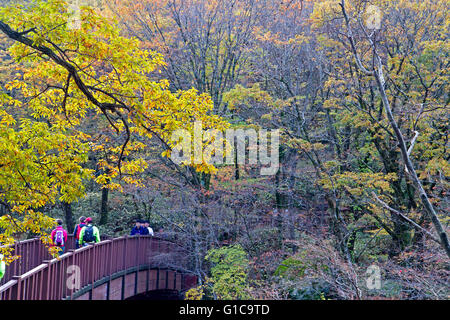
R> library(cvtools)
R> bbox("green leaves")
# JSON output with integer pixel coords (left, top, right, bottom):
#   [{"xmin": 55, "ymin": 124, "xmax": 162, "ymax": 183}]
[{"xmin": 205, "ymin": 245, "xmax": 252, "ymax": 300}]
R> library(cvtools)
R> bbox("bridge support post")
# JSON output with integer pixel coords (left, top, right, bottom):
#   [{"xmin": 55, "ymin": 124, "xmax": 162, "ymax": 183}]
[
  {"xmin": 11, "ymin": 276, "xmax": 21, "ymax": 300},
  {"xmin": 66, "ymin": 250, "xmax": 76, "ymax": 300},
  {"xmin": 42, "ymin": 260, "xmax": 52, "ymax": 300}
]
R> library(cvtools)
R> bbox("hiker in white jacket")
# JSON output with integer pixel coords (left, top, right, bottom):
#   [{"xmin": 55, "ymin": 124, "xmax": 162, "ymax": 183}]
[{"xmin": 144, "ymin": 220, "xmax": 154, "ymax": 236}]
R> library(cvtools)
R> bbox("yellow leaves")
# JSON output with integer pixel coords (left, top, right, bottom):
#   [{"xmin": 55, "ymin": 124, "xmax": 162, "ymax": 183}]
[
  {"xmin": 121, "ymin": 159, "xmax": 148, "ymax": 175},
  {"xmin": 287, "ymin": 34, "xmax": 310, "ymax": 46},
  {"xmin": 105, "ymin": 182, "xmax": 123, "ymax": 192},
  {"xmin": 0, "ymin": 109, "xmax": 15, "ymax": 126},
  {"xmin": 223, "ymin": 84, "xmax": 275, "ymax": 111},
  {"xmin": 185, "ymin": 283, "xmax": 206, "ymax": 300},
  {"xmin": 75, "ymin": 131, "xmax": 92, "ymax": 141},
  {"xmin": 0, "ymin": 210, "xmax": 56, "ymax": 260},
  {"xmin": 253, "ymin": 25, "xmax": 311, "ymax": 48},
  {"xmin": 4, "ymin": 78, "xmax": 26, "ymax": 91},
  {"xmin": 324, "ymin": 160, "xmax": 340, "ymax": 170},
  {"xmin": 0, "ymin": 0, "xmax": 231, "ymax": 221},
  {"xmin": 419, "ymin": 158, "xmax": 450, "ymax": 180},
  {"xmin": 337, "ymin": 109, "xmax": 385, "ymax": 135},
  {"xmin": 324, "ymin": 79, "xmax": 347, "ymax": 92},
  {"xmin": 161, "ymin": 149, "xmax": 171, "ymax": 158},
  {"xmin": 261, "ymin": 113, "xmax": 272, "ymax": 121},
  {"xmin": 0, "ymin": 111, "xmax": 91, "ymax": 217},
  {"xmin": 286, "ymin": 137, "xmax": 326, "ymax": 154},
  {"xmin": 316, "ymin": 34, "xmax": 342, "ymax": 50},
  {"xmin": 312, "ymin": 143, "xmax": 326, "ymax": 151},
  {"xmin": 95, "ymin": 174, "xmax": 110, "ymax": 186},
  {"xmin": 322, "ymin": 98, "xmax": 342, "ymax": 110},
  {"xmin": 319, "ymin": 171, "xmax": 397, "ymax": 197},
  {"xmin": 309, "ymin": 0, "xmax": 342, "ymax": 29}
]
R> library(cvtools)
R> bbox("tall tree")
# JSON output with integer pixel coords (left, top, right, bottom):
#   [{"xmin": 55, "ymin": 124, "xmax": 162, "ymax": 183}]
[{"xmin": 0, "ymin": 0, "xmax": 228, "ymax": 256}]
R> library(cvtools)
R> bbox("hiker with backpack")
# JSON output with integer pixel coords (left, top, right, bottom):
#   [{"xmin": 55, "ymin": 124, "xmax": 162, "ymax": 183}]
[
  {"xmin": 51, "ymin": 219, "xmax": 68, "ymax": 255},
  {"xmin": 78, "ymin": 217, "xmax": 100, "ymax": 247},
  {"xmin": 73, "ymin": 216, "xmax": 87, "ymax": 249}
]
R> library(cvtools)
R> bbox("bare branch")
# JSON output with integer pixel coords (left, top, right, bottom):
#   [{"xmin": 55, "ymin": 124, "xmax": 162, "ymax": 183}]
[{"xmin": 372, "ymin": 192, "xmax": 440, "ymax": 244}]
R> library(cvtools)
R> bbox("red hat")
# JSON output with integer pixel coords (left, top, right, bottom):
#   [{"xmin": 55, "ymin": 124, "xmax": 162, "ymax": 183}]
[{"xmin": 85, "ymin": 217, "xmax": 92, "ymax": 223}]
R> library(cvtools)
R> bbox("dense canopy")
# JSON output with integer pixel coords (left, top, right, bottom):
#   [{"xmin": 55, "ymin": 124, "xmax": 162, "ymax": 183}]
[{"xmin": 0, "ymin": 0, "xmax": 448, "ymax": 300}]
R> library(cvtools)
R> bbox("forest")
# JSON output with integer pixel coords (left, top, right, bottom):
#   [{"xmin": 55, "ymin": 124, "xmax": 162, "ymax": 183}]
[{"xmin": 0, "ymin": 0, "xmax": 448, "ymax": 300}]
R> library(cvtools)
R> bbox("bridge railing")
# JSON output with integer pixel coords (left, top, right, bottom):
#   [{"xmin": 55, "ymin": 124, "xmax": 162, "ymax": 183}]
[
  {"xmin": 0, "ymin": 237, "xmax": 51, "ymax": 287},
  {"xmin": 0, "ymin": 234, "xmax": 110, "ymax": 287},
  {"xmin": 0, "ymin": 235, "xmax": 185, "ymax": 300}
]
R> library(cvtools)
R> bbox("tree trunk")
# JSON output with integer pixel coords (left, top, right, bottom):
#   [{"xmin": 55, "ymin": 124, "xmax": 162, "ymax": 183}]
[
  {"xmin": 340, "ymin": 0, "xmax": 450, "ymax": 258},
  {"xmin": 62, "ymin": 201, "xmax": 74, "ymax": 234},
  {"xmin": 99, "ymin": 186, "xmax": 109, "ymax": 225},
  {"xmin": 234, "ymin": 144, "xmax": 240, "ymax": 180},
  {"xmin": 374, "ymin": 70, "xmax": 450, "ymax": 258}
]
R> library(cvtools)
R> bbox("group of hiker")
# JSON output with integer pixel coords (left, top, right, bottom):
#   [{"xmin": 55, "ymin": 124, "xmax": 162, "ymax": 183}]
[
  {"xmin": 72, "ymin": 216, "xmax": 101, "ymax": 249},
  {"xmin": 0, "ymin": 217, "xmax": 157, "ymax": 280},
  {"xmin": 130, "ymin": 219, "xmax": 154, "ymax": 236},
  {"xmin": 50, "ymin": 216, "xmax": 100, "ymax": 255},
  {"xmin": 50, "ymin": 216, "xmax": 155, "ymax": 256}
]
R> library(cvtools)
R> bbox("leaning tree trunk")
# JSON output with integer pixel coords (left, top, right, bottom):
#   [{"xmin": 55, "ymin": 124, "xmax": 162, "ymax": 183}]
[
  {"xmin": 339, "ymin": 0, "xmax": 450, "ymax": 258},
  {"xmin": 374, "ymin": 69, "xmax": 450, "ymax": 258}
]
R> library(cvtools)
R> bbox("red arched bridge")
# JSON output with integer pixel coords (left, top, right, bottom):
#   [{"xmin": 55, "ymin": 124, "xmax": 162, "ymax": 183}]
[{"xmin": 0, "ymin": 235, "xmax": 198, "ymax": 300}]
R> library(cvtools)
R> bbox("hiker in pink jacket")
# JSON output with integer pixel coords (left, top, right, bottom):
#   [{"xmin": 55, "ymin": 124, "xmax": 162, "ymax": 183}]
[{"xmin": 51, "ymin": 219, "xmax": 68, "ymax": 256}]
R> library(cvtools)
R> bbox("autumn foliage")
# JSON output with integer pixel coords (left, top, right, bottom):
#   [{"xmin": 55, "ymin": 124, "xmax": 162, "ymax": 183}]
[{"xmin": 0, "ymin": 0, "xmax": 448, "ymax": 299}]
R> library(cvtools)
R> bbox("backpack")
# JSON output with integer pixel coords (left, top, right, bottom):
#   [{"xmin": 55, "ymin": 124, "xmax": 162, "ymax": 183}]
[
  {"xmin": 54, "ymin": 229, "xmax": 65, "ymax": 246},
  {"xmin": 75, "ymin": 223, "xmax": 85, "ymax": 240},
  {"xmin": 83, "ymin": 226, "xmax": 95, "ymax": 243}
]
